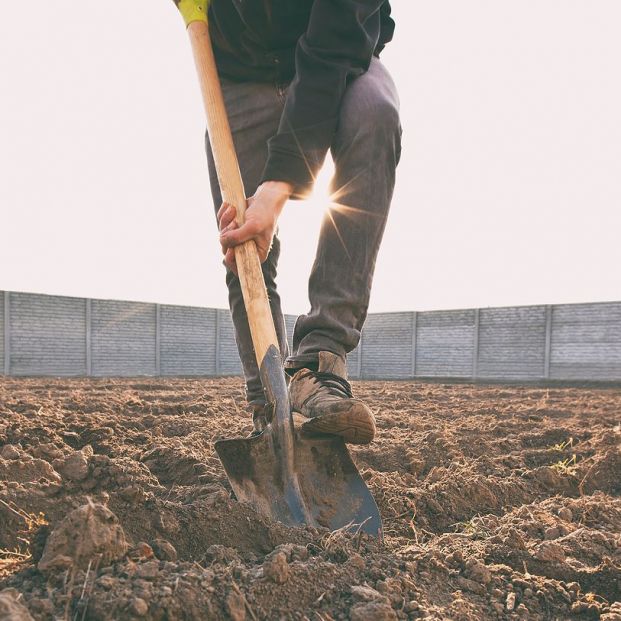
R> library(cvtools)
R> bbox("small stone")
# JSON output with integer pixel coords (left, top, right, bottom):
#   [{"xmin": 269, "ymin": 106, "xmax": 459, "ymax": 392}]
[
  {"xmin": 516, "ymin": 603, "xmax": 529, "ymax": 617},
  {"xmin": 130, "ymin": 597, "xmax": 149, "ymax": 616},
  {"xmin": 1, "ymin": 445, "xmax": 20, "ymax": 460},
  {"xmin": 263, "ymin": 552, "xmax": 289, "ymax": 584},
  {"xmin": 350, "ymin": 601, "xmax": 397, "ymax": 621},
  {"xmin": 351, "ymin": 585, "xmax": 385, "ymax": 602},
  {"xmin": 152, "ymin": 539, "xmax": 177, "ymax": 561},
  {"xmin": 225, "ymin": 590, "xmax": 246, "ymax": 621},
  {"xmin": 263, "ymin": 551, "xmax": 289, "ymax": 584},
  {"xmin": 404, "ymin": 601, "xmax": 419, "ymax": 613},
  {"xmin": 59, "ymin": 450, "xmax": 89, "ymax": 481},
  {"xmin": 558, "ymin": 507, "xmax": 573, "ymax": 522}
]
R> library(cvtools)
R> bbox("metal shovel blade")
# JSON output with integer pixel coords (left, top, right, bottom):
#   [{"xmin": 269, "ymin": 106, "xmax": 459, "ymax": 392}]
[
  {"xmin": 215, "ymin": 428, "xmax": 382, "ymax": 536},
  {"xmin": 214, "ymin": 346, "xmax": 382, "ymax": 536}
]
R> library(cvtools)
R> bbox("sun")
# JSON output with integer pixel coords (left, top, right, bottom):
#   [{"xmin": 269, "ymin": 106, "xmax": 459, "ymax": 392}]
[{"xmin": 305, "ymin": 157, "xmax": 335, "ymax": 213}]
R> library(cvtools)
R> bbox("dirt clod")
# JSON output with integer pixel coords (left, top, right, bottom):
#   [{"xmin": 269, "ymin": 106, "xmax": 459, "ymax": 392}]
[
  {"xmin": 533, "ymin": 541, "xmax": 566, "ymax": 563},
  {"xmin": 263, "ymin": 551, "xmax": 289, "ymax": 584},
  {"xmin": 56, "ymin": 448, "xmax": 91, "ymax": 481},
  {"xmin": 1, "ymin": 445, "xmax": 20, "ymax": 461},
  {"xmin": 38, "ymin": 503, "xmax": 128, "ymax": 572},
  {"xmin": 151, "ymin": 539, "xmax": 177, "ymax": 561}
]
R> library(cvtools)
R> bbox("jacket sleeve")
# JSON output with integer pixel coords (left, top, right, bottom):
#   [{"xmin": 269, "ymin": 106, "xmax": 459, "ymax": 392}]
[{"xmin": 260, "ymin": 1, "xmax": 385, "ymax": 197}]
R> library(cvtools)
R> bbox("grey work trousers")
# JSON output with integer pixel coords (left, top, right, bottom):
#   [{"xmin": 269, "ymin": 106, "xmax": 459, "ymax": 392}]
[{"xmin": 206, "ymin": 58, "xmax": 401, "ymax": 405}]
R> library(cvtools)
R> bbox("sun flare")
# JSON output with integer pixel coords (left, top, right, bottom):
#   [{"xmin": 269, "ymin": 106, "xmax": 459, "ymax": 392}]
[{"xmin": 304, "ymin": 157, "xmax": 335, "ymax": 213}]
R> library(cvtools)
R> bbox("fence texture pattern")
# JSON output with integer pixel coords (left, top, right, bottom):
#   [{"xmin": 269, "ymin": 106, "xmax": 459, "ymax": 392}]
[{"xmin": 1, "ymin": 291, "xmax": 620, "ymax": 381}]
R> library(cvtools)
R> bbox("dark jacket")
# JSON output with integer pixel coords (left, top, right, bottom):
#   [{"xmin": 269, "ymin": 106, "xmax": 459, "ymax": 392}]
[{"xmin": 208, "ymin": 0, "xmax": 395, "ymax": 196}]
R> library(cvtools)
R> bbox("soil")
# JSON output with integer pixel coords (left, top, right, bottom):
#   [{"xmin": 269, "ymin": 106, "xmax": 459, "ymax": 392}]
[{"xmin": 0, "ymin": 377, "xmax": 620, "ymax": 620}]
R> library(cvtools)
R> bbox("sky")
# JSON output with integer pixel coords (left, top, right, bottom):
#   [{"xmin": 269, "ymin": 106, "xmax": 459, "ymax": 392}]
[{"xmin": 1, "ymin": 2, "xmax": 620, "ymax": 314}]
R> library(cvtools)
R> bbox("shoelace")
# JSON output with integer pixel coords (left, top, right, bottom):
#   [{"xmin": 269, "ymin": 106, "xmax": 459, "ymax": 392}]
[{"xmin": 298, "ymin": 370, "xmax": 354, "ymax": 399}]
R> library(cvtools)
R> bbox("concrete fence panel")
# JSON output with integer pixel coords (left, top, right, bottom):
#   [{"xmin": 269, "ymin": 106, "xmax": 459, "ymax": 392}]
[
  {"xmin": 160, "ymin": 305, "xmax": 217, "ymax": 376},
  {"xmin": 1, "ymin": 291, "xmax": 620, "ymax": 382},
  {"xmin": 550, "ymin": 302, "xmax": 621, "ymax": 380},
  {"xmin": 91, "ymin": 299, "xmax": 157, "ymax": 376},
  {"xmin": 360, "ymin": 312, "xmax": 413, "ymax": 379},
  {"xmin": 416, "ymin": 309, "xmax": 476, "ymax": 377},
  {"xmin": 216, "ymin": 309, "xmax": 243, "ymax": 376},
  {"xmin": 9, "ymin": 292, "xmax": 86, "ymax": 376},
  {"xmin": 477, "ymin": 306, "xmax": 547, "ymax": 380}
]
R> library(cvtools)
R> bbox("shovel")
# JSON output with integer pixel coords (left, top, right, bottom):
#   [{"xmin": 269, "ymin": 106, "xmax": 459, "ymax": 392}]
[{"xmin": 174, "ymin": 1, "xmax": 382, "ymax": 537}]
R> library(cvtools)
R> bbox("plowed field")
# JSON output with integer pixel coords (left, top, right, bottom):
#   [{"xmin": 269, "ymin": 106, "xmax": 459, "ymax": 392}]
[{"xmin": 1, "ymin": 377, "xmax": 620, "ymax": 620}]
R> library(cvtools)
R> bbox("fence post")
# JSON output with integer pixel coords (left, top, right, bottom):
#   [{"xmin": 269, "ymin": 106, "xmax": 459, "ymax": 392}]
[
  {"xmin": 544, "ymin": 305, "xmax": 552, "ymax": 379},
  {"xmin": 472, "ymin": 308, "xmax": 480, "ymax": 379},
  {"xmin": 3, "ymin": 292, "xmax": 9, "ymax": 376},
  {"xmin": 215, "ymin": 309, "xmax": 221, "ymax": 376},
  {"xmin": 411, "ymin": 311, "xmax": 417, "ymax": 378},
  {"xmin": 85, "ymin": 298, "xmax": 92, "ymax": 376},
  {"xmin": 155, "ymin": 304, "xmax": 161, "ymax": 376}
]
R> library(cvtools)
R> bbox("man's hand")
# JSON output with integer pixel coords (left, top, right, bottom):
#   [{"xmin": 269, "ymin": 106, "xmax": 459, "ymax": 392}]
[{"xmin": 218, "ymin": 181, "xmax": 293, "ymax": 274}]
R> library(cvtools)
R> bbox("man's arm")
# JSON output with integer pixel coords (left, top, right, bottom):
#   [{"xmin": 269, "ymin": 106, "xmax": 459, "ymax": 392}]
[
  {"xmin": 220, "ymin": 1, "xmax": 387, "ymax": 269},
  {"xmin": 262, "ymin": 0, "xmax": 386, "ymax": 196}
]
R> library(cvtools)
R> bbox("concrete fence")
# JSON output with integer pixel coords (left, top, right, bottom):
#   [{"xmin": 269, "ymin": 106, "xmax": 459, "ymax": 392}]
[{"xmin": 1, "ymin": 290, "xmax": 620, "ymax": 381}]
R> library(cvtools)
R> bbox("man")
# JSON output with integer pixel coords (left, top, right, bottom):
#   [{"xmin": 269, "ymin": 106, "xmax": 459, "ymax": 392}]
[{"xmin": 207, "ymin": 0, "xmax": 401, "ymax": 444}]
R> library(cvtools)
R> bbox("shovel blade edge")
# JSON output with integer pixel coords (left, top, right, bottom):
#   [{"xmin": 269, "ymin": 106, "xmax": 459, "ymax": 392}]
[{"xmin": 215, "ymin": 428, "xmax": 382, "ymax": 537}]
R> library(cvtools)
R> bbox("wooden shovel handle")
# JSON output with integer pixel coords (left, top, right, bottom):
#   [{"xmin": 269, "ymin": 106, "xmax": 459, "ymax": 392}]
[{"xmin": 186, "ymin": 21, "xmax": 279, "ymax": 367}]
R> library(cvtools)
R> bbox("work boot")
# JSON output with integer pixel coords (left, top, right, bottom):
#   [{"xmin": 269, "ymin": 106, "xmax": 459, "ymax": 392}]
[{"xmin": 288, "ymin": 351, "xmax": 376, "ymax": 444}]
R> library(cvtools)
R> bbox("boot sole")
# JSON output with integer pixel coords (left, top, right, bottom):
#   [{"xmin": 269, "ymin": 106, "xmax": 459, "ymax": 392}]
[{"xmin": 300, "ymin": 405, "xmax": 376, "ymax": 445}]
